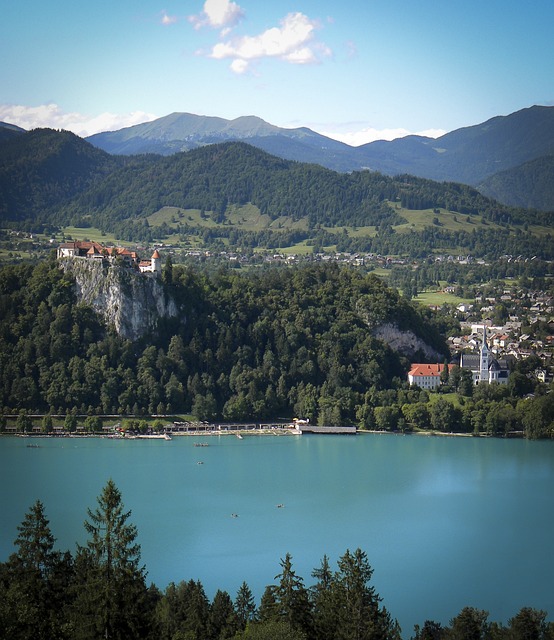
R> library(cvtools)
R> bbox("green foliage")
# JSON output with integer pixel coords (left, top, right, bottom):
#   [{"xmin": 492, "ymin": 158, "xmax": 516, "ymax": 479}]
[
  {"xmin": 1, "ymin": 256, "xmax": 550, "ymax": 437},
  {"xmin": 70, "ymin": 480, "xmax": 151, "ymax": 639},
  {"xmin": 0, "ymin": 500, "xmax": 73, "ymax": 640},
  {"xmin": 0, "ymin": 128, "xmax": 120, "ymax": 225},
  {"xmin": 479, "ymin": 155, "xmax": 554, "ymax": 212}
]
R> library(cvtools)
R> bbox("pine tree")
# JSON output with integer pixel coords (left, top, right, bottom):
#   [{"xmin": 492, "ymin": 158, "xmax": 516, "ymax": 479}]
[
  {"xmin": 310, "ymin": 555, "xmax": 337, "ymax": 640},
  {"xmin": 0, "ymin": 500, "xmax": 73, "ymax": 640},
  {"xmin": 333, "ymin": 548, "xmax": 400, "ymax": 640},
  {"xmin": 70, "ymin": 479, "xmax": 151, "ymax": 640},
  {"xmin": 235, "ymin": 581, "xmax": 257, "ymax": 630},
  {"xmin": 14, "ymin": 500, "xmax": 57, "ymax": 576},
  {"xmin": 274, "ymin": 553, "xmax": 312, "ymax": 638},
  {"xmin": 209, "ymin": 589, "xmax": 239, "ymax": 639}
]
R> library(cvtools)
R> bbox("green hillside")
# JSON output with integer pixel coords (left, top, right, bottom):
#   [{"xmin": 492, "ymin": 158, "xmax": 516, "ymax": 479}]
[
  {"xmin": 479, "ymin": 155, "xmax": 554, "ymax": 212},
  {"xmin": 0, "ymin": 128, "xmax": 120, "ymax": 225}
]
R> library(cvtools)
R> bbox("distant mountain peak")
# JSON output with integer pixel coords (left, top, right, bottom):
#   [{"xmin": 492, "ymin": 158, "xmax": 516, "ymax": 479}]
[{"xmin": 0, "ymin": 121, "xmax": 26, "ymax": 132}]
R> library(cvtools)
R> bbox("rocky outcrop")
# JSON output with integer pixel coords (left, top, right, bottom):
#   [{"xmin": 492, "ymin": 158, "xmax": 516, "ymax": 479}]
[
  {"xmin": 373, "ymin": 322, "xmax": 443, "ymax": 360},
  {"xmin": 59, "ymin": 258, "xmax": 179, "ymax": 341}
]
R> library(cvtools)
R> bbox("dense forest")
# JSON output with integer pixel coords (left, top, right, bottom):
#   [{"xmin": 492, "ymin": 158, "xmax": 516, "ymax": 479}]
[
  {"xmin": 1, "ymin": 257, "xmax": 553, "ymax": 438},
  {"xmin": 478, "ymin": 155, "xmax": 554, "ymax": 211},
  {"xmin": 1, "ymin": 481, "xmax": 552, "ymax": 640},
  {"xmin": 0, "ymin": 128, "xmax": 121, "ymax": 223}
]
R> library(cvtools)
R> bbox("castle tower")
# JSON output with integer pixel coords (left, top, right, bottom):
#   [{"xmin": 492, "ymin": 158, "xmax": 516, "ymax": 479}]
[
  {"xmin": 151, "ymin": 249, "xmax": 161, "ymax": 274},
  {"xmin": 479, "ymin": 325, "xmax": 490, "ymax": 383}
]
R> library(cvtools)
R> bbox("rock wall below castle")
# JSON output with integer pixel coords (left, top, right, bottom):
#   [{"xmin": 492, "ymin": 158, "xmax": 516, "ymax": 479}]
[{"xmin": 59, "ymin": 258, "xmax": 179, "ymax": 341}]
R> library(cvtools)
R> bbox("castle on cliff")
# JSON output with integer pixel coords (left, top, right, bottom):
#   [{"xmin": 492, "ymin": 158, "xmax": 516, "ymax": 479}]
[{"xmin": 57, "ymin": 241, "xmax": 161, "ymax": 274}]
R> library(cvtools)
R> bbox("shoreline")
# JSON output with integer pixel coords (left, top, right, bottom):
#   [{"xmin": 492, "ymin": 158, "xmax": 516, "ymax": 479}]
[{"xmin": 2, "ymin": 427, "xmax": 527, "ymax": 439}]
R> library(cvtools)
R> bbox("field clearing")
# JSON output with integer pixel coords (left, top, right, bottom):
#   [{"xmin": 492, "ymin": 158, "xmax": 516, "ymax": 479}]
[
  {"xmin": 280, "ymin": 242, "xmax": 314, "ymax": 256},
  {"xmin": 370, "ymin": 268, "xmax": 391, "ymax": 278},
  {"xmin": 426, "ymin": 392, "xmax": 464, "ymax": 409},
  {"xmin": 60, "ymin": 227, "xmax": 129, "ymax": 246},
  {"xmin": 528, "ymin": 224, "xmax": 554, "ymax": 237},
  {"xmin": 148, "ymin": 207, "xmax": 219, "ymax": 229},
  {"xmin": 414, "ymin": 288, "xmax": 472, "ymax": 306},
  {"xmin": 392, "ymin": 207, "xmax": 504, "ymax": 233},
  {"xmin": 148, "ymin": 205, "xmax": 310, "ymax": 233},
  {"xmin": 331, "ymin": 225, "xmax": 378, "ymax": 238}
]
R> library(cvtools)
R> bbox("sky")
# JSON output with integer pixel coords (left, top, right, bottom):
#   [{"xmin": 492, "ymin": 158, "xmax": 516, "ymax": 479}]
[{"xmin": 1, "ymin": 0, "xmax": 553, "ymax": 145}]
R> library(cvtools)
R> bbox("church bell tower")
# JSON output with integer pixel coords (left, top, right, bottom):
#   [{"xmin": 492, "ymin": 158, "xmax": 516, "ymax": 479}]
[{"xmin": 479, "ymin": 325, "xmax": 490, "ymax": 383}]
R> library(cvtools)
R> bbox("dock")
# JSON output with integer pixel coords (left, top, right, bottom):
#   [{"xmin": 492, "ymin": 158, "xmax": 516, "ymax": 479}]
[
  {"xmin": 298, "ymin": 425, "xmax": 357, "ymax": 435},
  {"xmin": 170, "ymin": 421, "xmax": 356, "ymax": 435}
]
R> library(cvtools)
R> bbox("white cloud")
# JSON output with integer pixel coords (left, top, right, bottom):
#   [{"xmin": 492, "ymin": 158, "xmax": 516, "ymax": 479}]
[
  {"xmin": 209, "ymin": 12, "xmax": 330, "ymax": 73},
  {"xmin": 189, "ymin": 0, "xmax": 245, "ymax": 32},
  {"xmin": 230, "ymin": 58, "xmax": 249, "ymax": 75},
  {"xmin": 316, "ymin": 125, "xmax": 447, "ymax": 146},
  {"xmin": 0, "ymin": 104, "xmax": 157, "ymax": 137},
  {"xmin": 161, "ymin": 10, "xmax": 178, "ymax": 25}
]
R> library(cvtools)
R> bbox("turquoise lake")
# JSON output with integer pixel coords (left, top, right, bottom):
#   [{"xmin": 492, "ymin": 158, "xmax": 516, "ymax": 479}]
[{"xmin": 1, "ymin": 433, "xmax": 553, "ymax": 636}]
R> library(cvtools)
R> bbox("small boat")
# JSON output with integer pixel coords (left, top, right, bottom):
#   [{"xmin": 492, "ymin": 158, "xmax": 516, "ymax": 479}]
[
  {"xmin": 276, "ymin": 503, "xmax": 285, "ymax": 508},
  {"xmin": 236, "ymin": 433, "xmax": 243, "ymax": 439},
  {"xmin": 231, "ymin": 513, "xmax": 239, "ymax": 518},
  {"xmin": 194, "ymin": 442, "xmax": 209, "ymax": 447},
  {"xmin": 197, "ymin": 461, "xmax": 204, "ymax": 465}
]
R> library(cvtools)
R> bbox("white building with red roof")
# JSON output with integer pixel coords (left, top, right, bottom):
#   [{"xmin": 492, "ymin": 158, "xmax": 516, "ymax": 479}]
[
  {"xmin": 407, "ymin": 363, "xmax": 446, "ymax": 389},
  {"xmin": 138, "ymin": 249, "xmax": 162, "ymax": 274}
]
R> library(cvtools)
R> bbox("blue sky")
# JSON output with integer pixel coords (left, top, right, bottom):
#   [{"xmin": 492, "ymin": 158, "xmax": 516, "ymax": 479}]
[{"xmin": 1, "ymin": 0, "xmax": 553, "ymax": 144}]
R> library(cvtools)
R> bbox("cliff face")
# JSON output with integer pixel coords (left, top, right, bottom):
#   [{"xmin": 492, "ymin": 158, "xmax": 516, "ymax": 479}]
[
  {"xmin": 59, "ymin": 258, "xmax": 179, "ymax": 341},
  {"xmin": 373, "ymin": 322, "xmax": 443, "ymax": 361}
]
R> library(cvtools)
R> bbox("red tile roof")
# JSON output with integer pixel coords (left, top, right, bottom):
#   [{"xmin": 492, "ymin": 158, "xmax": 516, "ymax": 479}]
[{"xmin": 408, "ymin": 363, "xmax": 446, "ymax": 377}]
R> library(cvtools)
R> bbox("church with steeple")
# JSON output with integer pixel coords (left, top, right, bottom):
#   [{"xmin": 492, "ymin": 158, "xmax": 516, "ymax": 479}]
[{"xmin": 457, "ymin": 325, "xmax": 510, "ymax": 385}]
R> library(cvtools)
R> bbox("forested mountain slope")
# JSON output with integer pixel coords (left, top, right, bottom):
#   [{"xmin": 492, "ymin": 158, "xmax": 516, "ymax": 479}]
[
  {"xmin": 0, "ymin": 128, "xmax": 120, "ymax": 223},
  {"xmin": 63, "ymin": 141, "xmax": 402, "ymax": 229},
  {"xmin": 0, "ymin": 121, "xmax": 25, "ymax": 143},
  {"xmin": 478, "ymin": 155, "xmax": 554, "ymax": 211}
]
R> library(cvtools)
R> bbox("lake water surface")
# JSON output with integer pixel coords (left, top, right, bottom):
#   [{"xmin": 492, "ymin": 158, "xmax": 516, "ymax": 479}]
[{"xmin": 1, "ymin": 433, "xmax": 553, "ymax": 635}]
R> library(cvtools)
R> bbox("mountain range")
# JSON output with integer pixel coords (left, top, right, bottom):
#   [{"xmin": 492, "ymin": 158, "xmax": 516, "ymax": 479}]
[
  {"xmin": 82, "ymin": 105, "xmax": 554, "ymax": 211},
  {"xmin": 2, "ymin": 105, "xmax": 554, "ymax": 211}
]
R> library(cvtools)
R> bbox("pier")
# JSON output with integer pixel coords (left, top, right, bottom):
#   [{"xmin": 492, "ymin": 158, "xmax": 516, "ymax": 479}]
[
  {"xmin": 170, "ymin": 421, "xmax": 356, "ymax": 435},
  {"xmin": 298, "ymin": 425, "xmax": 356, "ymax": 435}
]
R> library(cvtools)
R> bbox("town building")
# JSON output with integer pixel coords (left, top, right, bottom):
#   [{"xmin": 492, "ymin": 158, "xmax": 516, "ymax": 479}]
[
  {"xmin": 407, "ymin": 363, "xmax": 446, "ymax": 389},
  {"xmin": 456, "ymin": 325, "xmax": 510, "ymax": 385}
]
